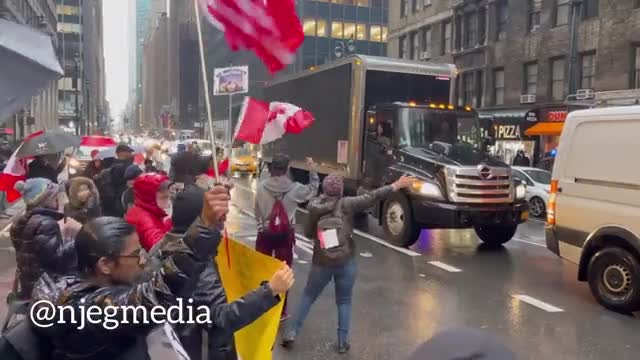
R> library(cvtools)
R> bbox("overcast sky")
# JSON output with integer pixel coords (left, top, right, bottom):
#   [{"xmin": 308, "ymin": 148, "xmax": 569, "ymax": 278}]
[{"xmin": 103, "ymin": 0, "xmax": 129, "ymax": 120}]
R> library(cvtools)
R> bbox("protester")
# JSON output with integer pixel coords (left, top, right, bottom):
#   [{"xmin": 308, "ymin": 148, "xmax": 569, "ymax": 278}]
[
  {"xmin": 121, "ymin": 164, "xmax": 143, "ymax": 212},
  {"xmin": 27, "ymin": 153, "xmax": 65, "ymax": 183},
  {"xmin": 83, "ymin": 150, "xmax": 103, "ymax": 180},
  {"xmin": 172, "ymin": 143, "xmax": 200, "ymax": 186},
  {"xmin": 10, "ymin": 178, "xmax": 81, "ymax": 300},
  {"xmin": 281, "ymin": 174, "xmax": 416, "ymax": 353},
  {"xmin": 254, "ymin": 154, "xmax": 319, "ymax": 319},
  {"xmin": 125, "ymin": 172, "xmax": 173, "ymax": 251},
  {"xmin": 63, "ymin": 176, "xmax": 101, "ymax": 224},
  {"xmin": 96, "ymin": 144, "xmax": 134, "ymax": 217},
  {"xmin": 151, "ymin": 184, "xmax": 294, "ymax": 360},
  {"xmin": 31, "ymin": 185, "xmax": 231, "ymax": 359},
  {"xmin": 143, "ymin": 158, "xmax": 158, "ymax": 173},
  {"xmin": 512, "ymin": 150, "xmax": 531, "ymax": 167}
]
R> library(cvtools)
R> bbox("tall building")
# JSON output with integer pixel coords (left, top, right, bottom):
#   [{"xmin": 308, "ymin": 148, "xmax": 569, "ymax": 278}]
[
  {"xmin": 0, "ymin": 0, "xmax": 59, "ymax": 140},
  {"xmin": 135, "ymin": 0, "xmax": 152, "ymax": 122},
  {"xmin": 56, "ymin": 0, "xmax": 105, "ymax": 135},
  {"xmin": 388, "ymin": 0, "xmax": 640, "ymax": 164}
]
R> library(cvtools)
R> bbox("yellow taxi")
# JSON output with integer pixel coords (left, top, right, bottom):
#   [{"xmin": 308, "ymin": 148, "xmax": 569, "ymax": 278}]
[{"xmin": 231, "ymin": 148, "xmax": 258, "ymax": 174}]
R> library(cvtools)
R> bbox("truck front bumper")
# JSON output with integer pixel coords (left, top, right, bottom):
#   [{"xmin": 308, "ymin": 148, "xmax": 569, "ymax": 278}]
[{"xmin": 411, "ymin": 199, "xmax": 529, "ymax": 229}]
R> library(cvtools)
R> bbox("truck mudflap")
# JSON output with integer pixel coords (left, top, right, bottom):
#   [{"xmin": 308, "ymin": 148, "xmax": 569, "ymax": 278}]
[{"xmin": 411, "ymin": 199, "xmax": 529, "ymax": 229}]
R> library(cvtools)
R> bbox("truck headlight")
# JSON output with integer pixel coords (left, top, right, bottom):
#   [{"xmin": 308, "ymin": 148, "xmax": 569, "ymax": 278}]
[
  {"xmin": 411, "ymin": 180, "xmax": 444, "ymax": 200},
  {"xmin": 516, "ymin": 183, "xmax": 527, "ymax": 200},
  {"xmin": 69, "ymin": 158, "xmax": 80, "ymax": 168}
]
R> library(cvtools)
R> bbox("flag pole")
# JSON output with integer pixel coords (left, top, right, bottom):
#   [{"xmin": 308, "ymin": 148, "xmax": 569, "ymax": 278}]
[{"xmin": 194, "ymin": 0, "xmax": 220, "ymax": 181}]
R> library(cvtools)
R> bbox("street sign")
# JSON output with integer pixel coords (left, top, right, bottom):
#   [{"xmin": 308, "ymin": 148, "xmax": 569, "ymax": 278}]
[{"xmin": 213, "ymin": 66, "xmax": 249, "ymax": 95}]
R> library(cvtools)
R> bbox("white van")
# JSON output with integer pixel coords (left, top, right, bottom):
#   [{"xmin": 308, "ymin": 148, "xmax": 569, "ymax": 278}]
[{"xmin": 546, "ymin": 106, "xmax": 640, "ymax": 313}]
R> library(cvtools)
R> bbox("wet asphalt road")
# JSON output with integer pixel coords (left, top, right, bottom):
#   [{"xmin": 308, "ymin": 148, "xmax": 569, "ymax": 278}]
[
  {"xmin": 0, "ymin": 177, "xmax": 637, "ymax": 359},
  {"xmin": 228, "ymin": 176, "xmax": 640, "ymax": 360}
]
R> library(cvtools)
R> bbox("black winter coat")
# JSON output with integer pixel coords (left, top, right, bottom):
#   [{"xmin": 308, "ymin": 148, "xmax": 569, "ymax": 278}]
[
  {"xmin": 10, "ymin": 208, "xmax": 76, "ymax": 299},
  {"xmin": 27, "ymin": 158, "xmax": 64, "ymax": 183},
  {"xmin": 31, "ymin": 218, "xmax": 220, "ymax": 360},
  {"xmin": 151, "ymin": 231, "xmax": 280, "ymax": 360}
]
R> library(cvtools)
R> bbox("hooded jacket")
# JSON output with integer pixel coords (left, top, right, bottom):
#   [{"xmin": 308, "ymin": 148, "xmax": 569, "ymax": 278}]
[
  {"xmin": 254, "ymin": 170, "xmax": 319, "ymax": 231},
  {"xmin": 10, "ymin": 208, "xmax": 76, "ymax": 299},
  {"xmin": 125, "ymin": 173, "xmax": 173, "ymax": 251},
  {"xmin": 305, "ymin": 185, "xmax": 393, "ymax": 266},
  {"xmin": 64, "ymin": 177, "xmax": 101, "ymax": 224},
  {"xmin": 31, "ymin": 218, "xmax": 219, "ymax": 360},
  {"xmin": 150, "ymin": 229, "xmax": 279, "ymax": 360}
]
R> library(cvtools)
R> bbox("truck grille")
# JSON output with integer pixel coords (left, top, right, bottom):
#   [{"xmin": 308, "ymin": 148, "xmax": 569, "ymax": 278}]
[{"xmin": 446, "ymin": 166, "xmax": 513, "ymax": 204}]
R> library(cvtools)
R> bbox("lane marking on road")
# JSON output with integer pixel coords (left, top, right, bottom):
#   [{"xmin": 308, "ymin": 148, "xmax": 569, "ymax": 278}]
[
  {"xmin": 428, "ymin": 261, "xmax": 463, "ymax": 272},
  {"xmin": 513, "ymin": 237, "xmax": 546, "ymax": 248},
  {"xmin": 512, "ymin": 294, "xmax": 564, "ymax": 313},
  {"xmin": 353, "ymin": 229, "xmax": 421, "ymax": 257}
]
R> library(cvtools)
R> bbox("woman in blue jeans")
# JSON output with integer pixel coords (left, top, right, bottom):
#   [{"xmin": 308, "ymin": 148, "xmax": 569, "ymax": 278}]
[{"xmin": 281, "ymin": 174, "xmax": 415, "ymax": 353}]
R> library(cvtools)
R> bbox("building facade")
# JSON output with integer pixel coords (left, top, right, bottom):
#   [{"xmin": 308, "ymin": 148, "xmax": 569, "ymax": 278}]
[
  {"xmin": 56, "ymin": 0, "xmax": 106, "ymax": 135},
  {"xmin": 388, "ymin": 0, "xmax": 640, "ymax": 164},
  {"xmin": 0, "ymin": 0, "xmax": 59, "ymax": 141}
]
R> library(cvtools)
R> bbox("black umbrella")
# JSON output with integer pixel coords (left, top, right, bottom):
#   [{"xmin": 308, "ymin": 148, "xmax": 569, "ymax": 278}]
[
  {"xmin": 15, "ymin": 130, "xmax": 80, "ymax": 158},
  {"xmin": 407, "ymin": 328, "xmax": 516, "ymax": 360}
]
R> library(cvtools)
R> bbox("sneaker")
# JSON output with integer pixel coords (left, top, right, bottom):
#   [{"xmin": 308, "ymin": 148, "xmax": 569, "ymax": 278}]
[
  {"xmin": 337, "ymin": 342, "xmax": 351, "ymax": 354},
  {"xmin": 281, "ymin": 332, "xmax": 296, "ymax": 348}
]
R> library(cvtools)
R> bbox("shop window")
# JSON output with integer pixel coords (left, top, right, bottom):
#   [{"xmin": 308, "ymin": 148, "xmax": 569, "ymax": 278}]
[
  {"xmin": 529, "ymin": 0, "xmax": 542, "ymax": 32},
  {"xmin": 331, "ymin": 21, "xmax": 343, "ymax": 38},
  {"xmin": 344, "ymin": 23, "xmax": 356, "ymax": 40},
  {"xmin": 524, "ymin": 62, "xmax": 538, "ymax": 95},
  {"xmin": 303, "ymin": 18, "xmax": 317, "ymax": 36},
  {"xmin": 356, "ymin": 24, "xmax": 367, "ymax": 40},
  {"xmin": 356, "ymin": 0, "xmax": 369, "ymax": 7},
  {"xmin": 493, "ymin": 68, "xmax": 505, "ymax": 106},
  {"xmin": 382, "ymin": 27, "xmax": 388, "ymax": 42},
  {"xmin": 462, "ymin": 73, "xmax": 474, "ymax": 106},
  {"xmin": 410, "ymin": 31, "xmax": 419, "ymax": 60},
  {"xmin": 550, "ymin": 57, "xmax": 566, "ymax": 101},
  {"xmin": 370, "ymin": 25, "xmax": 382, "ymax": 42},
  {"xmin": 555, "ymin": 0, "xmax": 569, "ymax": 27},
  {"xmin": 56, "ymin": 4, "xmax": 80, "ymax": 15},
  {"xmin": 633, "ymin": 46, "xmax": 640, "ymax": 89},
  {"xmin": 496, "ymin": 1, "xmax": 508, "ymax": 41},
  {"xmin": 317, "ymin": 19, "xmax": 328, "ymax": 37},
  {"xmin": 580, "ymin": 52, "xmax": 596, "ymax": 90},
  {"xmin": 442, "ymin": 20, "xmax": 452, "ymax": 55},
  {"xmin": 399, "ymin": 35, "xmax": 407, "ymax": 59}
]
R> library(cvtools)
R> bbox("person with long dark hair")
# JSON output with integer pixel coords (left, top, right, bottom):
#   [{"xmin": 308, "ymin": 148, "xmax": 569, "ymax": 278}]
[{"xmin": 31, "ymin": 185, "xmax": 231, "ymax": 360}]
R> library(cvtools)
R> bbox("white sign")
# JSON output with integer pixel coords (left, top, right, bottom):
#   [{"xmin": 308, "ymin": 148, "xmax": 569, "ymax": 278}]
[
  {"xmin": 213, "ymin": 66, "xmax": 249, "ymax": 95},
  {"xmin": 337, "ymin": 140, "xmax": 348, "ymax": 164}
]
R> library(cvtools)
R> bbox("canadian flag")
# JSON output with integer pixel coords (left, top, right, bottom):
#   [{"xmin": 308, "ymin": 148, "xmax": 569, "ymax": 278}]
[
  {"xmin": 198, "ymin": 0, "xmax": 303, "ymax": 73},
  {"xmin": 0, "ymin": 130, "xmax": 44, "ymax": 202},
  {"xmin": 234, "ymin": 97, "xmax": 315, "ymax": 145}
]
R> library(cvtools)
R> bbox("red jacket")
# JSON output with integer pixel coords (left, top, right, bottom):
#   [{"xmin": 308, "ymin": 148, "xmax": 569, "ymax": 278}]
[{"xmin": 125, "ymin": 173, "xmax": 173, "ymax": 251}]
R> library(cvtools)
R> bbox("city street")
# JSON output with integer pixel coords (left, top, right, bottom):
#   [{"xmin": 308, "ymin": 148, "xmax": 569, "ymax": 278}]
[{"xmin": 0, "ymin": 177, "xmax": 637, "ymax": 359}]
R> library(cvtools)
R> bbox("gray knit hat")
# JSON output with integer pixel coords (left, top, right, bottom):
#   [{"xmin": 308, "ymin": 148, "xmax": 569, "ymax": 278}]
[
  {"xmin": 322, "ymin": 174, "xmax": 344, "ymax": 198},
  {"xmin": 15, "ymin": 178, "xmax": 60, "ymax": 209}
]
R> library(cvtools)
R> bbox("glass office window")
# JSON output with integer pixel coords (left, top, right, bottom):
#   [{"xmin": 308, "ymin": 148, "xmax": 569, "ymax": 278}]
[
  {"xmin": 344, "ymin": 22, "xmax": 356, "ymax": 40},
  {"xmin": 356, "ymin": 24, "xmax": 367, "ymax": 40},
  {"xmin": 317, "ymin": 19, "xmax": 328, "ymax": 37},
  {"xmin": 332, "ymin": 21, "xmax": 344, "ymax": 38},
  {"xmin": 357, "ymin": 0, "xmax": 369, "ymax": 6},
  {"xmin": 382, "ymin": 27, "xmax": 388, "ymax": 42},
  {"xmin": 303, "ymin": 18, "xmax": 317, "ymax": 36},
  {"xmin": 370, "ymin": 25, "xmax": 382, "ymax": 42}
]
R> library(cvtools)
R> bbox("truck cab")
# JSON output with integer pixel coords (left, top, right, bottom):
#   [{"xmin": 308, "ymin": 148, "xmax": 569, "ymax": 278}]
[{"xmin": 363, "ymin": 101, "xmax": 529, "ymax": 247}]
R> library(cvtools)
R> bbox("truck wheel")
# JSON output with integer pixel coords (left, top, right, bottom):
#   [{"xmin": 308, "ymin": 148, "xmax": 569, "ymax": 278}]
[
  {"xmin": 474, "ymin": 225, "xmax": 517, "ymax": 247},
  {"xmin": 587, "ymin": 247, "xmax": 640, "ymax": 313},
  {"xmin": 382, "ymin": 192, "xmax": 420, "ymax": 247}
]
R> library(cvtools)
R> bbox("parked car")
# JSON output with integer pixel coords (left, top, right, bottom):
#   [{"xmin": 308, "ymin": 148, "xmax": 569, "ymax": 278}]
[
  {"xmin": 546, "ymin": 105, "xmax": 640, "ymax": 313},
  {"xmin": 512, "ymin": 166, "xmax": 551, "ymax": 218}
]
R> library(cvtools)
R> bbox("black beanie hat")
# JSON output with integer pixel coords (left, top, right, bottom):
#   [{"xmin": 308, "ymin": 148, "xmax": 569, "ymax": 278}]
[{"xmin": 171, "ymin": 185, "xmax": 206, "ymax": 234}]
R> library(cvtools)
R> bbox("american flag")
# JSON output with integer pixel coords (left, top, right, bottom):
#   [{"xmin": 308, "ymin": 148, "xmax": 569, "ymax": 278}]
[{"xmin": 198, "ymin": 0, "xmax": 304, "ymax": 73}]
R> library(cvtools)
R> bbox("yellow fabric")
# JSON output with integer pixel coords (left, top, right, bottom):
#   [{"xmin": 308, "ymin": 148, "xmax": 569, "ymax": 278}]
[{"xmin": 215, "ymin": 237, "xmax": 285, "ymax": 360}]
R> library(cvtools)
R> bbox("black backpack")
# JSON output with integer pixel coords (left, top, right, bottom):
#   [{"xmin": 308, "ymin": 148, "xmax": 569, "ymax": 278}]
[
  {"xmin": 95, "ymin": 168, "xmax": 115, "ymax": 201},
  {"xmin": 314, "ymin": 200, "xmax": 353, "ymax": 266}
]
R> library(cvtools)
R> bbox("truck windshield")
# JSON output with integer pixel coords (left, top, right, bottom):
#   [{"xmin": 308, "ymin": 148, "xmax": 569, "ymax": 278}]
[{"xmin": 396, "ymin": 108, "xmax": 482, "ymax": 150}]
